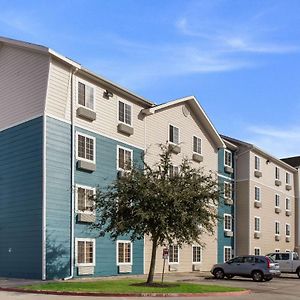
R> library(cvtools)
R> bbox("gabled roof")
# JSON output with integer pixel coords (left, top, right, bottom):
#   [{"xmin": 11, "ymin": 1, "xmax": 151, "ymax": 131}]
[
  {"xmin": 0, "ymin": 36, "xmax": 154, "ymax": 107},
  {"xmin": 142, "ymin": 96, "xmax": 226, "ymax": 149},
  {"xmin": 222, "ymin": 135, "xmax": 297, "ymax": 173},
  {"xmin": 281, "ymin": 156, "xmax": 300, "ymax": 168}
]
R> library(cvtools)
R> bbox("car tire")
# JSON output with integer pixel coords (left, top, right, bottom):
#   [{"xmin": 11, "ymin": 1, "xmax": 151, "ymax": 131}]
[
  {"xmin": 252, "ymin": 270, "xmax": 264, "ymax": 282},
  {"xmin": 226, "ymin": 274, "xmax": 234, "ymax": 279},
  {"xmin": 213, "ymin": 268, "xmax": 225, "ymax": 279},
  {"xmin": 297, "ymin": 268, "xmax": 300, "ymax": 278}
]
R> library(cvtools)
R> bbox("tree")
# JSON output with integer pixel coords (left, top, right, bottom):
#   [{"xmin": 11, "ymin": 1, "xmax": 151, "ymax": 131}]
[{"xmin": 92, "ymin": 144, "xmax": 220, "ymax": 284}]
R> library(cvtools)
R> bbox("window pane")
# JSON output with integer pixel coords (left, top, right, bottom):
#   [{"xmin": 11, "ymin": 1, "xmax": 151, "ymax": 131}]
[
  {"xmin": 85, "ymin": 242, "xmax": 93, "ymax": 263},
  {"xmin": 86, "ymin": 189, "xmax": 94, "ymax": 210},
  {"xmin": 119, "ymin": 148, "xmax": 125, "ymax": 169},
  {"xmin": 78, "ymin": 82, "xmax": 85, "ymax": 106},
  {"xmin": 77, "ymin": 241, "xmax": 85, "ymax": 264},
  {"xmin": 119, "ymin": 101, "xmax": 125, "ymax": 123},
  {"xmin": 124, "ymin": 243, "xmax": 131, "ymax": 263},
  {"xmin": 85, "ymin": 85, "xmax": 94, "ymax": 109},
  {"xmin": 78, "ymin": 187, "xmax": 86, "ymax": 211},
  {"xmin": 124, "ymin": 150, "xmax": 132, "ymax": 170},
  {"xmin": 169, "ymin": 125, "xmax": 174, "ymax": 142},
  {"xmin": 124, "ymin": 103, "xmax": 131, "ymax": 125},
  {"xmin": 86, "ymin": 137, "xmax": 94, "ymax": 161},
  {"xmin": 193, "ymin": 246, "xmax": 201, "ymax": 263},
  {"xmin": 173, "ymin": 127, "xmax": 179, "ymax": 144},
  {"xmin": 78, "ymin": 135, "xmax": 86, "ymax": 159},
  {"xmin": 118, "ymin": 243, "xmax": 124, "ymax": 263}
]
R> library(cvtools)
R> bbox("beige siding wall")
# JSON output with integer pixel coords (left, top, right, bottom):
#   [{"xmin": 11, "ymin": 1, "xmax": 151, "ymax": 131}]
[
  {"xmin": 236, "ymin": 181, "xmax": 250, "ymax": 255},
  {"xmin": 0, "ymin": 44, "xmax": 49, "ymax": 130},
  {"xmin": 144, "ymin": 102, "xmax": 219, "ymax": 273},
  {"xmin": 236, "ymin": 147, "xmax": 250, "ymax": 180},
  {"xmin": 46, "ymin": 59, "xmax": 147, "ymax": 149}
]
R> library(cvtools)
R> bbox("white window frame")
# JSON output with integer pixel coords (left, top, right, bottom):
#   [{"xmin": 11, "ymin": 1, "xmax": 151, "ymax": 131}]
[
  {"xmin": 254, "ymin": 155, "xmax": 260, "ymax": 171},
  {"xmin": 192, "ymin": 245, "xmax": 202, "ymax": 263},
  {"xmin": 275, "ymin": 167, "xmax": 280, "ymax": 180},
  {"xmin": 285, "ymin": 198, "xmax": 291, "ymax": 211},
  {"xmin": 117, "ymin": 145, "xmax": 133, "ymax": 171},
  {"xmin": 223, "ymin": 246, "xmax": 232, "ymax": 262},
  {"xmin": 224, "ymin": 214, "xmax": 232, "ymax": 231},
  {"xmin": 77, "ymin": 78, "xmax": 96, "ymax": 111},
  {"xmin": 254, "ymin": 186, "xmax": 261, "ymax": 202},
  {"xmin": 193, "ymin": 136, "xmax": 202, "ymax": 155},
  {"xmin": 75, "ymin": 238, "xmax": 96, "ymax": 267},
  {"xmin": 75, "ymin": 184, "xmax": 96, "ymax": 214},
  {"xmin": 169, "ymin": 164, "xmax": 180, "ymax": 177},
  {"xmin": 224, "ymin": 181, "xmax": 232, "ymax": 199},
  {"xmin": 168, "ymin": 244, "xmax": 179, "ymax": 264},
  {"xmin": 254, "ymin": 216, "xmax": 261, "ymax": 232},
  {"xmin": 118, "ymin": 100, "xmax": 133, "ymax": 127},
  {"xmin": 275, "ymin": 249, "xmax": 280, "ymax": 253},
  {"xmin": 286, "ymin": 172, "xmax": 291, "ymax": 184},
  {"xmin": 116, "ymin": 240, "xmax": 133, "ymax": 265},
  {"xmin": 76, "ymin": 131, "xmax": 96, "ymax": 163},
  {"xmin": 275, "ymin": 194, "xmax": 280, "ymax": 208},
  {"xmin": 168, "ymin": 124, "xmax": 180, "ymax": 145},
  {"xmin": 285, "ymin": 223, "xmax": 291, "ymax": 237},
  {"xmin": 254, "ymin": 247, "xmax": 261, "ymax": 256},
  {"xmin": 275, "ymin": 221, "xmax": 280, "ymax": 235},
  {"xmin": 224, "ymin": 150, "xmax": 232, "ymax": 168}
]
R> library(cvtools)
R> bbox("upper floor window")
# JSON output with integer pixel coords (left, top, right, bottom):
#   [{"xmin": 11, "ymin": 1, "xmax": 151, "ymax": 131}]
[
  {"xmin": 76, "ymin": 238, "xmax": 95, "ymax": 266},
  {"xmin": 224, "ymin": 150, "xmax": 232, "ymax": 167},
  {"xmin": 169, "ymin": 245, "xmax": 179, "ymax": 263},
  {"xmin": 117, "ymin": 146, "xmax": 132, "ymax": 170},
  {"xmin": 254, "ymin": 217, "xmax": 261, "ymax": 232},
  {"xmin": 286, "ymin": 172, "xmax": 291, "ymax": 184},
  {"xmin": 78, "ymin": 81, "xmax": 95, "ymax": 110},
  {"xmin": 275, "ymin": 194, "xmax": 280, "ymax": 207},
  {"xmin": 224, "ymin": 214, "xmax": 232, "ymax": 231},
  {"xmin": 192, "ymin": 245, "xmax": 202, "ymax": 263},
  {"xmin": 118, "ymin": 101, "xmax": 132, "ymax": 126},
  {"xmin": 275, "ymin": 167, "xmax": 280, "ymax": 180},
  {"xmin": 224, "ymin": 182, "xmax": 232, "ymax": 199},
  {"xmin": 117, "ymin": 241, "xmax": 132, "ymax": 264},
  {"xmin": 255, "ymin": 186, "xmax": 261, "ymax": 202},
  {"xmin": 275, "ymin": 221, "xmax": 280, "ymax": 235},
  {"xmin": 254, "ymin": 156, "xmax": 260, "ymax": 171},
  {"xmin": 76, "ymin": 185, "xmax": 95, "ymax": 213},
  {"xmin": 286, "ymin": 224, "xmax": 291, "ymax": 237},
  {"xmin": 224, "ymin": 246, "xmax": 232, "ymax": 262},
  {"xmin": 285, "ymin": 198, "xmax": 291, "ymax": 211},
  {"xmin": 77, "ymin": 132, "xmax": 95, "ymax": 163},
  {"xmin": 169, "ymin": 125, "xmax": 179, "ymax": 144},
  {"xmin": 169, "ymin": 165, "xmax": 179, "ymax": 177},
  {"xmin": 193, "ymin": 136, "xmax": 202, "ymax": 154}
]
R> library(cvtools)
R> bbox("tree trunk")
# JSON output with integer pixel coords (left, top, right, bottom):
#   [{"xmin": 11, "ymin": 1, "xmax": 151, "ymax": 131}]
[{"xmin": 146, "ymin": 236, "xmax": 158, "ymax": 284}]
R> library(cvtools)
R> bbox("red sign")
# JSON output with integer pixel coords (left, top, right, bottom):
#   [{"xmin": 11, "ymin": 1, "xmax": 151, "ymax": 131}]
[{"xmin": 162, "ymin": 248, "xmax": 169, "ymax": 259}]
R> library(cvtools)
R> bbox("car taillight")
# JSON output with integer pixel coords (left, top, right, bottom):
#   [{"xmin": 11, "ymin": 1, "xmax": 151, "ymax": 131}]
[{"xmin": 266, "ymin": 257, "xmax": 271, "ymax": 268}]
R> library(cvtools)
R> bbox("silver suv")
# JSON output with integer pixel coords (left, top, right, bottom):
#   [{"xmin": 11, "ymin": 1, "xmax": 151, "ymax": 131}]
[{"xmin": 211, "ymin": 255, "xmax": 281, "ymax": 281}]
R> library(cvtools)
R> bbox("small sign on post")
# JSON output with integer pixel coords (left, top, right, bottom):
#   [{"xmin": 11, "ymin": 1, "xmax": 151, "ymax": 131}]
[{"xmin": 161, "ymin": 248, "xmax": 169, "ymax": 284}]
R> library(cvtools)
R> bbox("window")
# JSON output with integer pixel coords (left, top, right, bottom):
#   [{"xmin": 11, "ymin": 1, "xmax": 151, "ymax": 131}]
[
  {"xmin": 78, "ymin": 81, "xmax": 95, "ymax": 110},
  {"xmin": 286, "ymin": 172, "xmax": 291, "ymax": 184},
  {"xmin": 285, "ymin": 198, "xmax": 291, "ymax": 211},
  {"xmin": 224, "ymin": 214, "xmax": 232, "ymax": 231},
  {"xmin": 169, "ymin": 165, "xmax": 179, "ymax": 177},
  {"xmin": 254, "ymin": 156, "xmax": 260, "ymax": 171},
  {"xmin": 224, "ymin": 150, "xmax": 232, "ymax": 167},
  {"xmin": 117, "ymin": 146, "xmax": 133, "ymax": 170},
  {"xmin": 169, "ymin": 125, "xmax": 179, "ymax": 144},
  {"xmin": 77, "ymin": 132, "xmax": 95, "ymax": 162},
  {"xmin": 275, "ymin": 249, "xmax": 280, "ymax": 253},
  {"xmin": 224, "ymin": 246, "xmax": 232, "ymax": 262},
  {"xmin": 275, "ymin": 194, "xmax": 280, "ymax": 207},
  {"xmin": 118, "ymin": 101, "xmax": 132, "ymax": 126},
  {"xmin": 224, "ymin": 182, "xmax": 232, "ymax": 199},
  {"xmin": 254, "ymin": 217, "xmax": 260, "ymax": 232},
  {"xmin": 286, "ymin": 224, "xmax": 291, "ymax": 237},
  {"xmin": 254, "ymin": 186, "xmax": 261, "ymax": 202},
  {"xmin": 76, "ymin": 185, "xmax": 95, "ymax": 213},
  {"xmin": 169, "ymin": 245, "xmax": 179, "ymax": 263},
  {"xmin": 76, "ymin": 238, "xmax": 95, "ymax": 266},
  {"xmin": 254, "ymin": 248, "xmax": 261, "ymax": 255},
  {"xmin": 192, "ymin": 245, "xmax": 202, "ymax": 263},
  {"xmin": 193, "ymin": 136, "xmax": 202, "ymax": 154},
  {"xmin": 275, "ymin": 167, "xmax": 280, "ymax": 180},
  {"xmin": 275, "ymin": 221, "xmax": 280, "ymax": 235},
  {"xmin": 117, "ymin": 241, "xmax": 132, "ymax": 264}
]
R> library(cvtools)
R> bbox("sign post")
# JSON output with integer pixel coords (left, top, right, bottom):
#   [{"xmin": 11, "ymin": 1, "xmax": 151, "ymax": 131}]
[{"xmin": 161, "ymin": 248, "xmax": 169, "ymax": 284}]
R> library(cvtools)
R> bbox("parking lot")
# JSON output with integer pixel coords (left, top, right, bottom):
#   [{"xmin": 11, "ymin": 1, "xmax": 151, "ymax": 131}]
[{"xmin": 0, "ymin": 273, "xmax": 299, "ymax": 300}]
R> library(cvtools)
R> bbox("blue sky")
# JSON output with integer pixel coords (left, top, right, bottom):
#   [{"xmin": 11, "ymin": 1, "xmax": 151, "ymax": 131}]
[{"xmin": 1, "ymin": 0, "xmax": 300, "ymax": 157}]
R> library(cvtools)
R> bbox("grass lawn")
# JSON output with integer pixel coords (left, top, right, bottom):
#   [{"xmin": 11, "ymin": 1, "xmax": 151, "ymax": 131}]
[{"xmin": 23, "ymin": 279, "xmax": 244, "ymax": 294}]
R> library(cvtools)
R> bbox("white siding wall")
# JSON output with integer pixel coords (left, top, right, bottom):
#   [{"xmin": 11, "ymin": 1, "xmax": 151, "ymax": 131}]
[{"xmin": 0, "ymin": 44, "xmax": 49, "ymax": 130}]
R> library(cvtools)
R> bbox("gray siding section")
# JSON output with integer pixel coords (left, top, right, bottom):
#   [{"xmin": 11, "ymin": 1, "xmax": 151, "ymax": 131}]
[{"xmin": 0, "ymin": 117, "xmax": 43, "ymax": 278}]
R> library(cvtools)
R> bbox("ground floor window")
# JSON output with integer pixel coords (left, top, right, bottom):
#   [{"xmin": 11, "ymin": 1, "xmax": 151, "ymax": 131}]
[
  {"xmin": 169, "ymin": 245, "xmax": 179, "ymax": 263},
  {"xmin": 76, "ymin": 238, "xmax": 95, "ymax": 266},
  {"xmin": 224, "ymin": 246, "xmax": 232, "ymax": 262},
  {"xmin": 117, "ymin": 241, "xmax": 132, "ymax": 264},
  {"xmin": 192, "ymin": 245, "xmax": 202, "ymax": 263}
]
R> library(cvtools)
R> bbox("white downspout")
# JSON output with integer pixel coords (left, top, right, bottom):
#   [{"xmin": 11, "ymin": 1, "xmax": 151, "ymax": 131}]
[
  {"xmin": 233, "ymin": 152, "xmax": 237, "ymax": 257},
  {"xmin": 64, "ymin": 67, "xmax": 78, "ymax": 280}
]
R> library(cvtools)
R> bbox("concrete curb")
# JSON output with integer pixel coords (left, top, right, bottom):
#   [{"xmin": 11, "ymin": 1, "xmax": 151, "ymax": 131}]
[{"xmin": 0, "ymin": 287, "xmax": 251, "ymax": 297}]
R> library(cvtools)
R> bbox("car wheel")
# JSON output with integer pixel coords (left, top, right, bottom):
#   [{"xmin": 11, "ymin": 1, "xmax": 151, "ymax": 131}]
[
  {"xmin": 213, "ymin": 268, "xmax": 225, "ymax": 279},
  {"xmin": 297, "ymin": 268, "xmax": 300, "ymax": 278},
  {"xmin": 226, "ymin": 274, "xmax": 234, "ymax": 279},
  {"xmin": 252, "ymin": 271, "xmax": 264, "ymax": 282}
]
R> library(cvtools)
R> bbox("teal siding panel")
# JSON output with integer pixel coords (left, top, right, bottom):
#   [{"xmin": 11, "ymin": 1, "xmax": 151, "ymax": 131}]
[
  {"xmin": 74, "ymin": 126, "xmax": 144, "ymax": 277},
  {"xmin": 46, "ymin": 117, "xmax": 72, "ymax": 279},
  {"xmin": 0, "ymin": 117, "xmax": 43, "ymax": 279}
]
